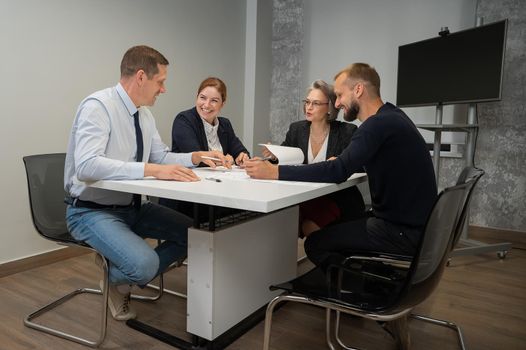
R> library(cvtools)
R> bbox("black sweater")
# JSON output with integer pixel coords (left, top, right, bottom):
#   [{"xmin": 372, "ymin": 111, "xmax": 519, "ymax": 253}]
[{"xmin": 279, "ymin": 103, "xmax": 437, "ymax": 227}]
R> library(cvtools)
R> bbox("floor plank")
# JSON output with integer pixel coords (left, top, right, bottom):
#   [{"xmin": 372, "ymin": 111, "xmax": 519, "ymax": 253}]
[{"xmin": 0, "ymin": 243, "xmax": 525, "ymax": 349}]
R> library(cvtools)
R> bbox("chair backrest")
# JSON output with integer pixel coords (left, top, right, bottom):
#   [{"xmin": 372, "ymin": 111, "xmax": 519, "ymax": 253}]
[
  {"xmin": 451, "ymin": 166, "xmax": 485, "ymax": 249},
  {"xmin": 395, "ymin": 172, "xmax": 481, "ymax": 310},
  {"xmin": 23, "ymin": 153, "xmax": 75, "ymax": 244}
]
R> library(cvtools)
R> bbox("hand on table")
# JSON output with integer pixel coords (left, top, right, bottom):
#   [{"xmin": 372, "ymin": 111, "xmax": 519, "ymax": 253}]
[
  {"xmin": 244, "ymin": 158, "xmax": 279, "ymax": 180},
  {"xmin": 192, "ymin": 150, "xmax": 232, "ymax": 169},
  {"xmin": 145, "ymin": 163, "xmax": 199, "ymax": 181}
]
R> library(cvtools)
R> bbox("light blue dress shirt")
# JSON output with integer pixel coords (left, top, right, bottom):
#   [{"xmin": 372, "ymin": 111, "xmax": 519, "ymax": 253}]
[{"xmin": 65, "ymin": 83, "xmax": 194, "ymax": 205}]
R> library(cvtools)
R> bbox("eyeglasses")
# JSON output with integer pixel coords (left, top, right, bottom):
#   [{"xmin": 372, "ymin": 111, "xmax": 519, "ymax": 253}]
[{"xmin": 302, "ymin": 99, "xmax": 329, "ymax": 108}]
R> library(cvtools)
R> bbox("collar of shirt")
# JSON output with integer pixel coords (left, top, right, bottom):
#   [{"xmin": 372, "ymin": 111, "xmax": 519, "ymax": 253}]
[
  {"xmin": 308, "ymin": 134, "xmax": 329, "ymax": 164},
  {"xmin": 201, "ymin": 116, "xmax": 219, "ymax": 135},
  {"xmin": 116, "ymin": 83, "xmax": 138, "ymax": 117},
  {"xmin": 201, "ymin": 117, "xmax": 223, "ymax": 153}
]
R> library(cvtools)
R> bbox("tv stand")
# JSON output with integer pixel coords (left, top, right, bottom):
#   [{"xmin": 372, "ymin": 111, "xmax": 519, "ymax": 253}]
[{"xmin": 416, "ymin": 103, "xmax": 511, "ymax": 260}]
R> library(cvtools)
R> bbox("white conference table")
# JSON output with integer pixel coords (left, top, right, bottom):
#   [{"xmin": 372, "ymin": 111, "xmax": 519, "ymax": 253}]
[{"xmin": 89, "ymin": 169, "xmax": 367, "ymax": 346}]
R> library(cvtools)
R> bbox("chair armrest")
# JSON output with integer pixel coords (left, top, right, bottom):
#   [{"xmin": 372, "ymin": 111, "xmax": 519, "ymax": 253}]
[
  {"xmin": 344, "ymin": 255, "xmax": 411, "ymax": 269},
  {"xmin": 340, "ymin": 250, "xmax": 412, "ymax": 268},
  {"xmin": 326, "ymin": 260, "xmax": 404, "ymax": 293}
]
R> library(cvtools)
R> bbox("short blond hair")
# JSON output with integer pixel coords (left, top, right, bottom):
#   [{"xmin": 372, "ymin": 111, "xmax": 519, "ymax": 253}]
[{"xmin": 334, "ymin": 63, "xmax": 381, "ymax": 98}]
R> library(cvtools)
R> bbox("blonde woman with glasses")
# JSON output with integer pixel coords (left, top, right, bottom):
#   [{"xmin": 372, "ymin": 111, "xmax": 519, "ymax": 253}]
[{"xmin": 263, "ymin": 80, "xmax": 365, "ymax": 237}]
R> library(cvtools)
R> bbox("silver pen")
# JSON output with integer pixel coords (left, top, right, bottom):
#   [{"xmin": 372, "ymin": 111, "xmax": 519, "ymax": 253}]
[
  {"xmin": 201, "ymin": 156, "xmax": 222, "ymax": 162},
  {"xmin": 204, "ymin": 177, "xmax": 222, "ymax": 183}
]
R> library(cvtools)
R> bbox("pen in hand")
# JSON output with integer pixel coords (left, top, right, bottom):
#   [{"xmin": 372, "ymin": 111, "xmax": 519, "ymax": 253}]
[
  {"xmin": 201, "ymin": 156, "xmax": 222, "ymax": 162},
  {"xmin": 248, "ymin": 156, "xmax": 273, "ymax": 161},
  {"xmin": 201, "ymin": 155, "xmax": 233, "ymax": 168}
]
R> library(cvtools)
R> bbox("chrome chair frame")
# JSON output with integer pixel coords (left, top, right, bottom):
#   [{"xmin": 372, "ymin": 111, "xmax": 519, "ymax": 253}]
[
  {"xmin": 24, "ymin": 249, "xmax": 110, "ymax": 348},
  {"xmin": 23, "ymin": 153, "xmax": 111, "ymax": 347},
  {"xmin": 133, "ymin": 258, "xmax": 188, "ymax": 301},
  {"xmin": 22, "ymin": 153, "xmax": 186, "ymax": 347},
  {"xmin": 263, "ymin": 167, "xmax": 483, "ymax": 350}
]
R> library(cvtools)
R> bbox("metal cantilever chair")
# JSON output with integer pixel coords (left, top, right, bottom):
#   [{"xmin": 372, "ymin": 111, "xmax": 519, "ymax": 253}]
[
  {"xmin": 23, "ymin": 153, "xmax": 109, "ymax": 347},
  {"xmin": 22, "ymin": 153, "xmax": 185, "ymax": 347},
  {"xmin": 263, "ymin": 166, "xmax": 484, "ymax": 350}
]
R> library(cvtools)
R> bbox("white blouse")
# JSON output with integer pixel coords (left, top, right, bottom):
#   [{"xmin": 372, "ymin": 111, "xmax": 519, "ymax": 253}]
[
  {"xmin": 201, "ymin": 117, "xmax": 223, "ymax": 153},
  {"xmin": 307, "ymin": 134, "xmax": 329, "ymax": 164}
]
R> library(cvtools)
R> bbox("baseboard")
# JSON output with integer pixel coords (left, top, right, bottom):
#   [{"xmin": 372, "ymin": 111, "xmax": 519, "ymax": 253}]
[
  {"xmin": 469, "ymin": 225, "xmax": 526, "ymax": 250},
  {"xmin": 1, "ymin": 226, "xmax": 523, "ymax": 278},
  {"xmin": 0, "ymin": 246, "xmax": 90, "ymax": 278}
]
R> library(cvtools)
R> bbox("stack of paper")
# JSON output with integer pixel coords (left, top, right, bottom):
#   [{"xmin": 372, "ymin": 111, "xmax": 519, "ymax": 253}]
[{"xmin": 259, "ymin": 144, "xmax": 304, "ymax": 165}]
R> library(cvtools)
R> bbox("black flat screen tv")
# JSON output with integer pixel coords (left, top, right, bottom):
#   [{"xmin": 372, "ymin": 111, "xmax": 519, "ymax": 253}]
[{"xmin": 396, "ymin": 19, "xmax": 507, "ymax": 107}]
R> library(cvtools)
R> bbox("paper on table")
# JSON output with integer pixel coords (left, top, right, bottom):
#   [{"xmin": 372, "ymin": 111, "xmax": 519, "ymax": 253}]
[
  {"xmin": 198, "ymin": 165, "xmax": 245, "ymax": 172},
  {"xmin": 194, "ymin": 168, "xmax": 250, "ymax": 180},
  {"xmin": 258, "ymin": 144, "xmax": 304, "ymax": 165}
]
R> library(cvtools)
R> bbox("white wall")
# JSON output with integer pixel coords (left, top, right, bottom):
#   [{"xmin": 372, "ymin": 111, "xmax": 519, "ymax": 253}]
[
  {"xmin": 0, "ymin": 0, "xmax": 483, "ymax": 264},
  {"xmin": 242, "ymin": 0, "xmax": 272, "ymax": 155},
  {"xmin": 302, "ymin": 0, "xmax": 477, "ymax": 143},
  {"xmin": 0, "ymin": 0, "xmax": 246, "ymax": 263}
]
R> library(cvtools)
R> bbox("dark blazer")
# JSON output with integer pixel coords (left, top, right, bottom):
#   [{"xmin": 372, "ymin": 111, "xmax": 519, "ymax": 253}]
[
  {"xmin": 281, "ymin": 120, "xmax": 365, "ymax": 221},
  {"xmin": 161, "ymin": 106, "xmax": 248, "ymax": 219},
  {"xmin": 281, "ymin": 120, "xmax": 357, "ymax": 163},
  {"xmin": 171, "ymin": 107, "xmax": 249, "ymax": 158}
]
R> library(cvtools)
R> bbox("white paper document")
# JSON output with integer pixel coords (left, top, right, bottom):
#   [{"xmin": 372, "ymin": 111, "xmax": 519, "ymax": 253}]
[
  {"xmin": 258, "ymin": 144, "xmax": 304, "ymax": 165},
  {"xmin": 197, "ymin": 165, "xmax": 245, "ymax": 172},
  {"xmin": 194, "ymin": 167, "xmax": 250, "ymax": 181}
]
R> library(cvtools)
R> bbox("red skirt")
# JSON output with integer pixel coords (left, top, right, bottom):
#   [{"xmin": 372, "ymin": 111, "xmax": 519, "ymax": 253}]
[{"xmin": 299, "ymin": 195, "xmax": 341, "ymax": 228}]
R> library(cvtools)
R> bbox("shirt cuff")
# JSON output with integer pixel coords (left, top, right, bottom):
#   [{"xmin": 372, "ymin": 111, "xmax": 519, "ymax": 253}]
[
  {"xmin": 163, "ymin": 152, "xmax": 195, "ymax": 168},
  {"xmin": 130, "ymin": 162, "xmax": 146, "ymax": 179}
]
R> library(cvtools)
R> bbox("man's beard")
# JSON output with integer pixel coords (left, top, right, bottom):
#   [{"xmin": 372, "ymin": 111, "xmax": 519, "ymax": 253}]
[{"xmin": 343, "ymin": 100, "xmax": 359, "ymax": 122}]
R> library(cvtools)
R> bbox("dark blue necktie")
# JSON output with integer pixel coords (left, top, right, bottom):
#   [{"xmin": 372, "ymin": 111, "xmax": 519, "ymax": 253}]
[
  {"xmin": 133, "ymin": 111, "xmax": 143, "ymax": 162},
  {"xmin": 133, "ymin": 111, "xmax": 143, "ymax": 209}
]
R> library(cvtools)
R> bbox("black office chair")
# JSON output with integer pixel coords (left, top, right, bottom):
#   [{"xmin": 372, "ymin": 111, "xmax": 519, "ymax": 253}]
[
  {"xmin": 22, "ymin": 153, "xmax": 182, "ymax": 347},
  {"xmin": 451, "ymin": 167, "xmax": 485, "ymax": 249},
  {"xmin": 262, "ymin": 168, "xmax": 483, "ymax": 350}
]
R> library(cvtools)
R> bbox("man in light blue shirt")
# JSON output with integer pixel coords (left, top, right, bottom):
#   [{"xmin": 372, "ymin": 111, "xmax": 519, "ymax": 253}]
[{"xmin": 65, "ymin": 45, "xmax": 226, "ymax": 321}]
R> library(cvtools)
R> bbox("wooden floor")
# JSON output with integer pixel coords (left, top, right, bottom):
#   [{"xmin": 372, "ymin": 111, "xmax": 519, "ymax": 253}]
[{"xmin": 1, "ymin": 241, "xmax": 525, "ymax": 350}]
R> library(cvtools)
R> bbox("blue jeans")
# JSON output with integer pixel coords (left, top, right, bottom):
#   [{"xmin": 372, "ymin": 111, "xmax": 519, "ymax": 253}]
[{"xmin": 66, "ymin": 202, "xmax": 191, "ymax": 285}]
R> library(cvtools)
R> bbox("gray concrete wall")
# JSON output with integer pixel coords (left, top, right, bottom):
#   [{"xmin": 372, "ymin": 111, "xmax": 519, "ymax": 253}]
[
  {"xmin": 252, "ymin": 0, "xmax": 273, "ymax": 153},
  {"xmin": 269, "ymin": 0, "xmax": 304, "ymax": 144},
  {"xmin": 441, "ymin": 0, "xmax": 526, "ymax": 231},
  {"xmin": 270, "ymin": 0, "xmax": 525, "ymax": 232}
]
